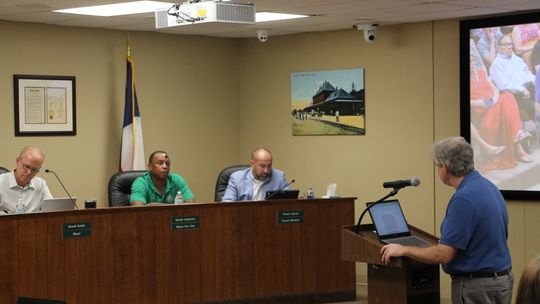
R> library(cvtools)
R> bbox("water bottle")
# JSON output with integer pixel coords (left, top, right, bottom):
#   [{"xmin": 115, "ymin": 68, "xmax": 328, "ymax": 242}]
[
  {"xmin": 174, "ymin": 191, "xmax": 184, "ymax": 205},
  {"xmin": 306, "ymin": 188, "xmax": 314, "ymax": 200}
]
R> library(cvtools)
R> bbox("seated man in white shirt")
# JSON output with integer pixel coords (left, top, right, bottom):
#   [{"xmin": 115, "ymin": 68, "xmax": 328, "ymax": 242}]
[
  {"xmin": 490, "ymin": 34, "xmax": 536, "ymax": 124},
  {"xmin": 0, "ymin": 146, "xmax": 52, "ymax": 213}
]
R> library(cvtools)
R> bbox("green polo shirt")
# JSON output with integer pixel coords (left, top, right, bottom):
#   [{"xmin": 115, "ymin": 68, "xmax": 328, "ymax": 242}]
[{"xmin": 130, "ymin": 172, "xmax": 194, "ymax": 204}]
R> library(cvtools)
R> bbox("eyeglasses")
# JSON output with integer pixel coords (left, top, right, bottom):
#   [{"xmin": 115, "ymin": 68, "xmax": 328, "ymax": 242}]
[
  {"xmin": 499, "ymin": 42, "xmax": 513, "ymax": 46},
  {"xmin": 20, "ymin": 162, "xmax": 40, "ymax": 173}
]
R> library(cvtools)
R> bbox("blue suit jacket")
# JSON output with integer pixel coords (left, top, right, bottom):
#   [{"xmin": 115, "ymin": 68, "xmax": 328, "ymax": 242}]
[{"xmin": 221, "ymin": 168, "xmax": 289, "ymax": 201}]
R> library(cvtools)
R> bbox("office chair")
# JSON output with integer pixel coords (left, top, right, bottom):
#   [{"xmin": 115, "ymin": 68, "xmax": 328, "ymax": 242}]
[
  {"xmin": 0, "ymin": 167, "xmax": 9, "ymax": 174},
  {"xmin": 107, "ymin": 170, "xmax": 147, "ymax": 207},
  {"xmin": 214, "ymin": 165, "xmax": 249, "ymax": 201}
]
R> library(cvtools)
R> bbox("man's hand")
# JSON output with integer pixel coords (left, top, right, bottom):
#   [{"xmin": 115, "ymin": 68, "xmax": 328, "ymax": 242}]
[{"xmin": 380, "ymin": 244, "xmax": 406, "ymax": 265}]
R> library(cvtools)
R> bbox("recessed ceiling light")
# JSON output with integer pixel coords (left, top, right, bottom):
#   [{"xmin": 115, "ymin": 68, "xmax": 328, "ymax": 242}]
[
  {"xmin": 54, "ymin": 1, "xmax": 173, "ymax": 17},
  {"xmin": 256, "ymin": 12, "xmax": 308, "ymax": 23}
]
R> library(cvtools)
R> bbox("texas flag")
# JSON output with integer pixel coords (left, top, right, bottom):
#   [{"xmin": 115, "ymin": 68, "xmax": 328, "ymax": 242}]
[{"xmin": 120, "ymin": 46, "xmax": 145, "ymax": 171}]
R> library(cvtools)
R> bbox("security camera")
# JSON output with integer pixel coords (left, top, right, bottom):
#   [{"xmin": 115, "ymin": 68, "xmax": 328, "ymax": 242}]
[
  {"xmin": 353, "ymin": 23, "xmax": 379, "ymax": 43},
  {"xmin": 256, "ymin": 30, "xmax": 268, "ymax": 42}
]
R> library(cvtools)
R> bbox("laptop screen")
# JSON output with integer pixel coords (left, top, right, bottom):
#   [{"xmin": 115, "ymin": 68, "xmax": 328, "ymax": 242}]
[
  {"xmin": 265, "ymin": 190, "xmax": 300, "ymax": 200},
  {"xmin": 367, "ymin": 199, "xmax": 410, "ymax": 239}
]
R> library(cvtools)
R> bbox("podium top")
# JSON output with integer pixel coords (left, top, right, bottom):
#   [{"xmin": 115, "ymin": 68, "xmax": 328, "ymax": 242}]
[{"xmin": 341, "ymin": 224, "xmax": 439, "ymax": 267}]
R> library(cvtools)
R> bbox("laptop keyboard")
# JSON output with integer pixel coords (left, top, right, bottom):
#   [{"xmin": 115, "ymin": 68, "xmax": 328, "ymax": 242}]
[{"xmin": 385, "ymin": 236, "xmax": 431, "ymax": 247}]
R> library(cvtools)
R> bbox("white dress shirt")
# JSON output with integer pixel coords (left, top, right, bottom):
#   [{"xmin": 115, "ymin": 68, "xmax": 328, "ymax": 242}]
[
  {"xmin": 0, "ymin": 171, "xmax": 53, "ymax": 214},
  {"xmin": 490, "ymin": 53, "xmax": 535, "ymax": 93},
  {"xmin": 252, "ymin": 176, "xmax": 265, "ymax": 201}
]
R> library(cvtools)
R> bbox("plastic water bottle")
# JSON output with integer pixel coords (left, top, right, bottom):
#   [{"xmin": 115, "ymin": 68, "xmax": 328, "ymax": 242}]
[
  {"xmin": 174, "ymin": 191, "xmax": 184, "ymax": 205},
  {"xmin": 306, "ymin": 188, "xmax": 314, "ymax": 200}
]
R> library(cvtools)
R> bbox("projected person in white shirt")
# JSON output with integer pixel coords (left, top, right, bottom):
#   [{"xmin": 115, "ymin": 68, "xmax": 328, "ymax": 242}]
[{"xmin": 490, "ymin": 34, "xmax": 536, "ymax": 125}]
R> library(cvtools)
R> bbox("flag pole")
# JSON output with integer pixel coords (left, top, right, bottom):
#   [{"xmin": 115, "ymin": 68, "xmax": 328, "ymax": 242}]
[
  {"xmin": 120, "ymin": 34, "xmax": 145, "ymax": 171},
  {"xmin": 127, "ymin": 35, "xmax": 131, "ymax": 58},
  {"xmin": 128, "ymin": 39, "xmax": 136, "ymax": 169}
]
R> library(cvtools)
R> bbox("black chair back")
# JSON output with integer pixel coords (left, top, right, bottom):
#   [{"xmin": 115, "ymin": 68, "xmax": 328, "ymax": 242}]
[
  {"xmin": 0, "ymin": 167, "xmax": 9, "ymax": 174},
  {"xmin": 107, "ymin": 170, "xmax": 147, "ymax": 207},
  {"xmin": 214, "ymin": 165, "xmax": 249, "ymax": 201}
]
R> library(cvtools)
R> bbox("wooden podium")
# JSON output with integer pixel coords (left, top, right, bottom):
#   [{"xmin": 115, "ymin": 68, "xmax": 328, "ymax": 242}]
[{"xmin": 342, "ymin": 224, "xmax": 440, "ymax": 304}]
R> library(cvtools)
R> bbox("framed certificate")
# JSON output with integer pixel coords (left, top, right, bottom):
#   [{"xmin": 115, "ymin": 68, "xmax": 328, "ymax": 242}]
[{"xmin": 13, "ymin": 74, "xmax": 76, "ymax": 136}]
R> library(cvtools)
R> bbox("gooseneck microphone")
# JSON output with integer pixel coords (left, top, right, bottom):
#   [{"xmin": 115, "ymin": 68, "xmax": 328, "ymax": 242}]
[
  {"xmin": 265, "ymin": 179, "xmax": 296, "ymax": 200},
  {"xmin": 355, "ymin": 177, "xmax": 420, "ymax": 234},
  {"xmin": 45, "ymin": 169, "xmax": 78, "ymax": 209},
  {"xmin": 383, "ymin": 178, "xmax": 420, "ymax": 189}
]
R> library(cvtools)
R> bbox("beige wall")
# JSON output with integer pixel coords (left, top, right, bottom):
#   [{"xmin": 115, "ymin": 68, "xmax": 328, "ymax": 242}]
[
  {"xmin": 0, "ymin": 21, "xmax": 241, "ymax": 204},
  {"xmin": 1, "ymin": 18, "xmax": 540, "ymax": 301},
  {"xmin": 237, "ymin": 21, "xmax": 436, "ymax": 231}
]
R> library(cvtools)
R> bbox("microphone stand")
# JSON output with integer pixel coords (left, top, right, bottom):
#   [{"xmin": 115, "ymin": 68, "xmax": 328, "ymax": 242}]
[
  {"xmin": 45, "ymin": 169, "xmax": 79, "ymax": 209},
  {"xmin": 355, "ymin": 188, "xmax": 400, "ymax": 235}
]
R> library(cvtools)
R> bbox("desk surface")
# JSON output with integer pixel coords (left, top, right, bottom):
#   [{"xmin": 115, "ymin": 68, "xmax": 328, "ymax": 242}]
[{"xmin": 0, "ymin": 197, "xmax": 356, "ymax": 304}]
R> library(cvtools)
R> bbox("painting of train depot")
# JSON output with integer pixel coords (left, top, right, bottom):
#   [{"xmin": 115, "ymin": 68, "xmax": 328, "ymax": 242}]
[{"xmin": 291, "ymin": 68, "xmax": 365, "ymax": 135}]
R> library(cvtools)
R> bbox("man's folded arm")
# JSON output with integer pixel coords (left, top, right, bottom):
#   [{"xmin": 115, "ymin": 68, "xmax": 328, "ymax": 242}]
[{"xmin": 221, "ymin": 179, "xmax": 238, "ymax": 202}]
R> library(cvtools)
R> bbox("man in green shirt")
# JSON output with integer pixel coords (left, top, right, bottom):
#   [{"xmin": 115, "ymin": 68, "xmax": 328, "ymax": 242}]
[{"xmin": 130, "ymin": 150, "xmax": 195, "ymax": 206}]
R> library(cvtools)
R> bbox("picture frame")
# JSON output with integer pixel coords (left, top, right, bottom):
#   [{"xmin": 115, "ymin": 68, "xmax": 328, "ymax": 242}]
[
  {"xmin": 13, "ymin": 74, "xmax": 76, "ymax": 136},
  {"xmin": 460, "ymin": 11, "xmax": 540, "ymax": 200},
  {"xmin": 291, "ymin": 68, "xmax": 365, "ymax": 136}
]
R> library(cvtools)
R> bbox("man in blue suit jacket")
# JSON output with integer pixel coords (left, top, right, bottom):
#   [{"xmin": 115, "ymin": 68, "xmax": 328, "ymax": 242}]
[{"xmin": 222, "ymin": 148, "xmax": 290, "ymax": 201}]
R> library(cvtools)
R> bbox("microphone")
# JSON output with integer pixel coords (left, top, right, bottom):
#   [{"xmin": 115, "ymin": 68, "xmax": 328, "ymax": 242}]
[
  {"xmin": 45, "ymin": 169, "xmax": 78, "ymax": 209},
  {"xmin": 355, "ymin": 178, "xmax": 420, "ymax": 234},
  {"xmin": 265, "ymin": 179, "xmax": 295, "ymax": 200},
  {"xmin": 382, "ymin": 178, "xmax": 420, "ymax": 189}
]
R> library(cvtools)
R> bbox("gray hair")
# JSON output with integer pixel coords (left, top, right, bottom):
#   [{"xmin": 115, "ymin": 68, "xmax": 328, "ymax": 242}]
[
  {"xmin": 431, "ymin": 137, "xmax": 474, "ymax": 177},
  {"xmin": 19, "ymin": 146, "xmax": 45, "ymax": 160}
]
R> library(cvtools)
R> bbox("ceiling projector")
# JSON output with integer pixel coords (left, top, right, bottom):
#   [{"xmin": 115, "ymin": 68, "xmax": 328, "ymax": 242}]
[{"xmin": 155, "ymin": 0, "xmax": 255, "ymax": 29}]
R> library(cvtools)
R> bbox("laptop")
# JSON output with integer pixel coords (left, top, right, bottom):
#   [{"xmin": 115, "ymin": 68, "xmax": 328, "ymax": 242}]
[
  {"xmin": 265, "ymin": 190, "xmax": 300, "ymax": 200},
  {"xmin": 40, "ymin": 198, "xmax": 77, "ymax": 212},
  {"xmin": 367, "ymin": 199, "xmax": 431, "ymax": 247}
]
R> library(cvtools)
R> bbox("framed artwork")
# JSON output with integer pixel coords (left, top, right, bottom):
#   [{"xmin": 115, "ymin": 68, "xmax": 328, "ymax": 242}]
[
  {"xmin": 14, "ymin": 75, "xmax": 76, "ymax": 136},
  {"xmin": 291, "ymin": 68, "xmax": 365, "ymax": 136},
  {"xmin": 460, "ymin": 11, "xmax": 540, "ymax": 199}
]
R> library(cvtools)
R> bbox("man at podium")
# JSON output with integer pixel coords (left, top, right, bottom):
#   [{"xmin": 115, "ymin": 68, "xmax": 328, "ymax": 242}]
[{"xmin": 380, "ymin": 137, "xmax": 513, "ymax": 304}]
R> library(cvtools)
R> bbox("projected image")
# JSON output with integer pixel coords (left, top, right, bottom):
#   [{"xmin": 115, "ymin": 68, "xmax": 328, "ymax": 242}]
[{"xmin": 464, "ymin": 17, "xmax": 540, "ymax": 193}]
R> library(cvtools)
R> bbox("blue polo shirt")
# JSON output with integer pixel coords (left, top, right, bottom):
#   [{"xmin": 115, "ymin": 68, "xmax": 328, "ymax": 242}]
[
  {"xmin": 130, "ymin": 172, "xmax": 194, "ymax": 204},
  {"xmin": 440, "ymin": 171, "xmax": 511, "ymax": 275}
]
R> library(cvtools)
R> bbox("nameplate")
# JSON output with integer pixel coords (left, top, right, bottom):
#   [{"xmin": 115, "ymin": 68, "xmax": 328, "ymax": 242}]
[
  {"xmin": 278, "ymin": 210, "xmax": 304, "ymax": 224},
  {"xmin": 171, "ymin": 216, "xmax": 200, "ymax": 230},
  {"xmin": 63, "ymin": 222, "xmax": 91, "ymax": 238}
]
